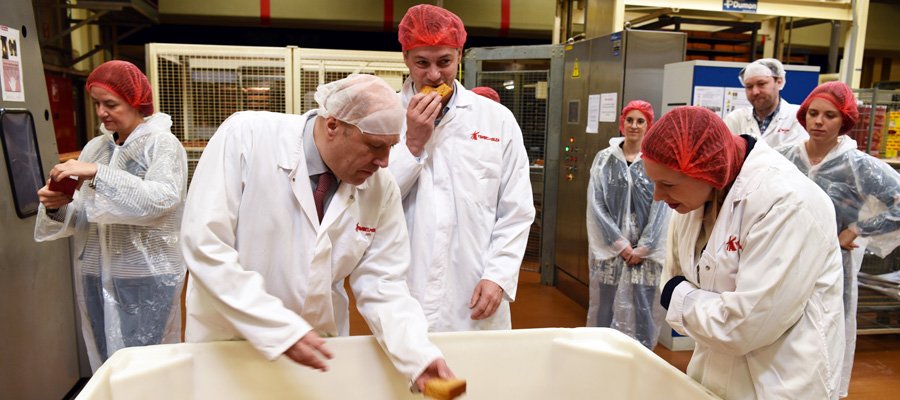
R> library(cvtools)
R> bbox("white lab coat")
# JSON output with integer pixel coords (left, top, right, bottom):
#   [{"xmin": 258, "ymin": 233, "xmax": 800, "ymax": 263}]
[
  {"xmin": 664, "ymin": 142, "xmax": 845, "ymax": 400},
  {"xmin": 778, "ymin": 136, "xmax": 900, "ymax": 397},
  {"xmin": 389, "ymin": 79, "xmax": 536, "ymax": 332},
  {"xmin": 180, "ymin": 111, "xmax": 442, "ymax": 380},
  {"xmin": 723, "ymin": 99, "xmax": 808, "ymax": 148}
]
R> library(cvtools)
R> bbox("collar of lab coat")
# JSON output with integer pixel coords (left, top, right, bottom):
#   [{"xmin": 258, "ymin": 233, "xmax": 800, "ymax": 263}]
[
  {"xmin": 607, "ymin": 136, "xmax": 642, "ymax": 162},
  {"xmin": 99, "ymin": 112, "xmax": 173, "ymax": 146},
  {"xmin": 740, "ymin": 98, "xmax": 794, "ymax": 124},
  {"xmin": 302, "ymin": 112, "xmax": 328, "ymax": 177},
  {"xmin": 278, "ymin": 110, "xmax": 369, "ymax": 190},
  {"xmin": 722, "ymin": 140, "xmax": 779, "ymax": 205},
  {"xmin": 798, "ymin": 135, "xmax": 858, "ymax": 167},
  {"xmin": 277, "ymin": 110, "xmax": 367, "ymax": 229}
]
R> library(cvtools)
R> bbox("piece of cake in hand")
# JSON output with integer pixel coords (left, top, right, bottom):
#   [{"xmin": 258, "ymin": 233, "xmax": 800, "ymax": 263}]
[
  {"xmin": 424, "ymin": 378, "xmax": 466, "ymax": 400},
  {"xmin": 419, "ymin": 83, "xmax": 453, "ymax": 100}
]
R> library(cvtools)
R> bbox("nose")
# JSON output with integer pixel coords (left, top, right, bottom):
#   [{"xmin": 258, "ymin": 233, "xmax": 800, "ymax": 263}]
[
  {"xmin": 652, "ymin": 187, "xmax": 665, "ymax": 202},
  {"xmin": 426, "ymin": 66, "xmax": 442, "ymax": 82},
  {"xmin": 812, "ymin": 114, "xmax": 825, "ymax": 126},
  {"xmin": 373, "ymin": 149, "xmax": 390, "ymax": 168},
  {"xmin": 629, "ymin": 120, "xmax": 639, "ymax": 129}
]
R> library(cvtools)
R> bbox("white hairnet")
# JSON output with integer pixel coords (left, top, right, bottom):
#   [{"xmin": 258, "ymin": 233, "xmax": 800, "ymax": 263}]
[
  {"xmin": 738, "ymin": 58, "xmax": 787, "ymax": 90},
  {"xmin": 314, "ymin": 74, "xmax": 403, "ymax": 135}
]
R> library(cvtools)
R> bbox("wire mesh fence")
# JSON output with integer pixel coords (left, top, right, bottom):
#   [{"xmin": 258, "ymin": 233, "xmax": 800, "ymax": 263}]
[
  {"xmin": 148, "ymin": 44, "xmax": 407, "ymax": 183},
  {"xmin": 477, "ymin": 70, "xmax": 550, "ymax": 272}
]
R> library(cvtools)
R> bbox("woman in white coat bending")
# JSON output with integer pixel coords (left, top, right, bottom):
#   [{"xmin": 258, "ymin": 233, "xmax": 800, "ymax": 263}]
[
  {"xmin": 586, "ymin": 100, "xmax": 670, "ymax": 349},
  {"xmin": 34, "ymin": 60, "xmax": 187, "ymax": 371},
  {"xmin": 778, "ymin": 81, "xmax": 900, "ymax": 397},
  {"xmin": 644, "ymin": 106, "xmax": 845, "ymax": 399}
]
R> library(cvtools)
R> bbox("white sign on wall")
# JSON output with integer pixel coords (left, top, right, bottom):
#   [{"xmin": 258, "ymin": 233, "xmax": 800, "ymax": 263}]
[
  {"xmin": 723, "ymin": 0, "xmax": 758, "ymax": 14},
  {"xmin": 1, "ymin": 25, "xmax": 25, "ymax": 102}
]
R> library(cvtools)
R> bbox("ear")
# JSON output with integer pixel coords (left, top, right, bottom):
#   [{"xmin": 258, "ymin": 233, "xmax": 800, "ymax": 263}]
[{"xmin": 325, "ymin": 116, "xmax": 340, "ymax": 140}]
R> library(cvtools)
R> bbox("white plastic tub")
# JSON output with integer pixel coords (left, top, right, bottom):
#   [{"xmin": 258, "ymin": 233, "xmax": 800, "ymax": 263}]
[{"xmin": 76, "ymin": 328, "xmax": 718, "ymax": 399}]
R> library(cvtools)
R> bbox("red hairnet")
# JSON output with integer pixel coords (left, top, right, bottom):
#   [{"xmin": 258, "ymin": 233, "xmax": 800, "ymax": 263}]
[
  {"xmin": 620, "ymin": 100, "xmax": 654, "ymax": 134},
  {"xmin": 641, "ymin": 106, "xmax": 747, "ymax": 190},
  {"xmin": 86, "ymin": 60, "xmax": 153, "ymax": 116},
  {"xmin": 471, "ymin": 86, "xmax": 500, "ymax": 103},
  {"xmin": 398, "ymin": 4, "xmax": 467, "ymax": 51},
  {"xmin": 797, "ymin": 81, "xmax": 859, "ymax": 135}
]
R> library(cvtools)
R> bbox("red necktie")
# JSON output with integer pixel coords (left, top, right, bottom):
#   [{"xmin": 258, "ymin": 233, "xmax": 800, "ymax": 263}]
[{"xmin": 313, "ymin": 172, "xmax": 335, "ymax": 222}]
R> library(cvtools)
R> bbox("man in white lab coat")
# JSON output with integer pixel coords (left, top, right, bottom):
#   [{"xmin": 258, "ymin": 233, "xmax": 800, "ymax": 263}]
[
  {"xmin": 723, "ymin": 58, "xmax": 808, "ymax": 147},
  {"xmin": 390, "ymin": 4, "xmax": 536, "ymax": 332},
  {"xmin": 180, "ymin": 74, "xmax": 453, "ymax": 390}
]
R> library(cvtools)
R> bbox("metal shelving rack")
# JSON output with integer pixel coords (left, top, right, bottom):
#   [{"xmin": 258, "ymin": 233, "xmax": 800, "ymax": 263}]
[
  {"xmin": 853, "ymin": 81, "xmax": 900, "ymax": 334},
  {"xmin": 852, "ymin": 82, "xmax": 900, "ymax": 158}
]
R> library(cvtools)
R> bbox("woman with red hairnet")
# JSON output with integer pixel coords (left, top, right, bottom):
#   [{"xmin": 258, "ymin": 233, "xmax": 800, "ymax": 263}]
[
  {"xmin": 585, "ymin": 100, "xmax": 670, "ymax": 349},
  {"xmin": 470, "ymin": 86, "xmax": 501, "ymax": 103},
  {"xmin": 644, "ymin": 106, "xmax": 845, "ymax": 399},
  {"xmin": 34, "ymin": 60, "xmax": 187, "ymax": 371},
  {"xmin": 777, "ymin": 81, "xmax": 900, "ymax": 397}
]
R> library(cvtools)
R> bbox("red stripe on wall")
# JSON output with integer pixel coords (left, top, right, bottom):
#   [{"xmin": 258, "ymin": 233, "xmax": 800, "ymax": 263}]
[
  {"xmin": 384, "ymin": 0, "xmax": 394, "ymax": 32},
  {"xmin": 261, "ymin": 0, "xmax": 271, "ymax": 26},
  {"xmin": 500, "ymin": 0, "xmax": 510, "ymax": 37}
]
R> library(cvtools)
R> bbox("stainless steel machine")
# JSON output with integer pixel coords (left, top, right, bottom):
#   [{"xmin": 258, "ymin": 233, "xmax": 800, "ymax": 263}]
[
  {"xmin": 554, "ymin": 30, "xmax": 686, "ymax": 305},
  {"xmin": 1, "ymin": 0, "xmax": 82, "ymax": 398},
  {"xmin": 463, "ymin": 44, "xmax": 566, "ymax": 286}
]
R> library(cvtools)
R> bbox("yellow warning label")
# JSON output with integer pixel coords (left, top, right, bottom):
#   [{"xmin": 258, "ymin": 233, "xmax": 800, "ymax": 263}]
[{"xmin": 572, "ymin": 58, "xmax": 580, "ymax": 78}]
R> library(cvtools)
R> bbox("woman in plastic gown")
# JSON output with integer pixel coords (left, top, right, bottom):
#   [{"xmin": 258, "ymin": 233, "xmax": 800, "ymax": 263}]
[
  {"xmin": 585, "ymin": 100, "xmax": 670, "ymax": 349},
  {"xmin": 34, "ymin": 60, "xmax": 188, "ymax": 371},
  {"xmin": 778, "ymin": 81, "xmax": 900, "ymax": 397}
]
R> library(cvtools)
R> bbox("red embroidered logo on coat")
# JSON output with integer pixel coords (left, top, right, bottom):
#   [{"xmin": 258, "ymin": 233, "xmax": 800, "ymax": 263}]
[
  {"xmin": 470, "ymin": 131, "xmax": 500, "ymax": 142},
  {"xmin": 777, "ymin": 128, "xmax": 791, "ymax": 133},
  {"xmin": 726, "ymin": 236, "xmax": 743, "ymax": 252},
  {"xmin": 356, "ymin": 224, "xmax": 376, "ymax": 234}
]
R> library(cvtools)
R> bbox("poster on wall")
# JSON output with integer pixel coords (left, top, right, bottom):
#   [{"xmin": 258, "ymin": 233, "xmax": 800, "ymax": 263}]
[
  {"xmin": 724, "ymin": 88, "xmax": 751, "ymax": 115},
  {"xmin": 599, "ymin": 92, "xmax": 617, "ymax": 122},
  {"xmin": 586, "ymin": 94, "xmax": 600, "ymax": 133},
  {"xmin": 693, "ymin": 86, "xmax": 725, "ymax": 117},
  {"xmin": 1, "ymin": 25, "xmax": 25, "ymax": 102}
]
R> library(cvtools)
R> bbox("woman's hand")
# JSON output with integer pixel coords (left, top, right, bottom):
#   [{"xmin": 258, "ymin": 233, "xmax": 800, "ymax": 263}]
[
  {"xmin": 37, "ymin": 179, "xmax": 74, "ymax": 209},
  {"xmin": 838, "ymin": 228, "xmax": 859, "ymax": 250},
  {"xmin": 49, "ymin": 159, "xmax": 98, "ymax": 182}
]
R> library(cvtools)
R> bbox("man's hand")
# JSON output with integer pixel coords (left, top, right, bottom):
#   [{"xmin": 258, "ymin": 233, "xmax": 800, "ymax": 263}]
[
  {"xmin": 414, "ymin": 358, "xmax": 455, "ymax": 393},
  {"xmin": 405, "ymin": 92, "xmax": 443, "ymax": 157},
  {"xmin": 838, "ymin": 228, "xmax": 859, "ymax": 250},
  {"xmin": 283, "ymin": 331, "xmax": 333, "ymax": 372},
  {"xmin": 469, "ymin": 279, "xmax": 504, "ymax": 320}
]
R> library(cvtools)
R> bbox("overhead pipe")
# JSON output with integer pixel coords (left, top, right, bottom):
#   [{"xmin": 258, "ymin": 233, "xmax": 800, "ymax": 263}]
[{"xmin": 828, "ymin": 21, "xmax": 841, "ymax": 74}]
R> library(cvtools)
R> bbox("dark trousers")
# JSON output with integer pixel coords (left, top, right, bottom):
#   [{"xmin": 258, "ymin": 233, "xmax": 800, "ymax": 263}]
[
  {"xmin": 593, "ymin": 282, "xmax": 658, "ymax": 349},
  {"xmin": 82, "ymin": 274, "xmax": 180, "ymax": 361}
]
